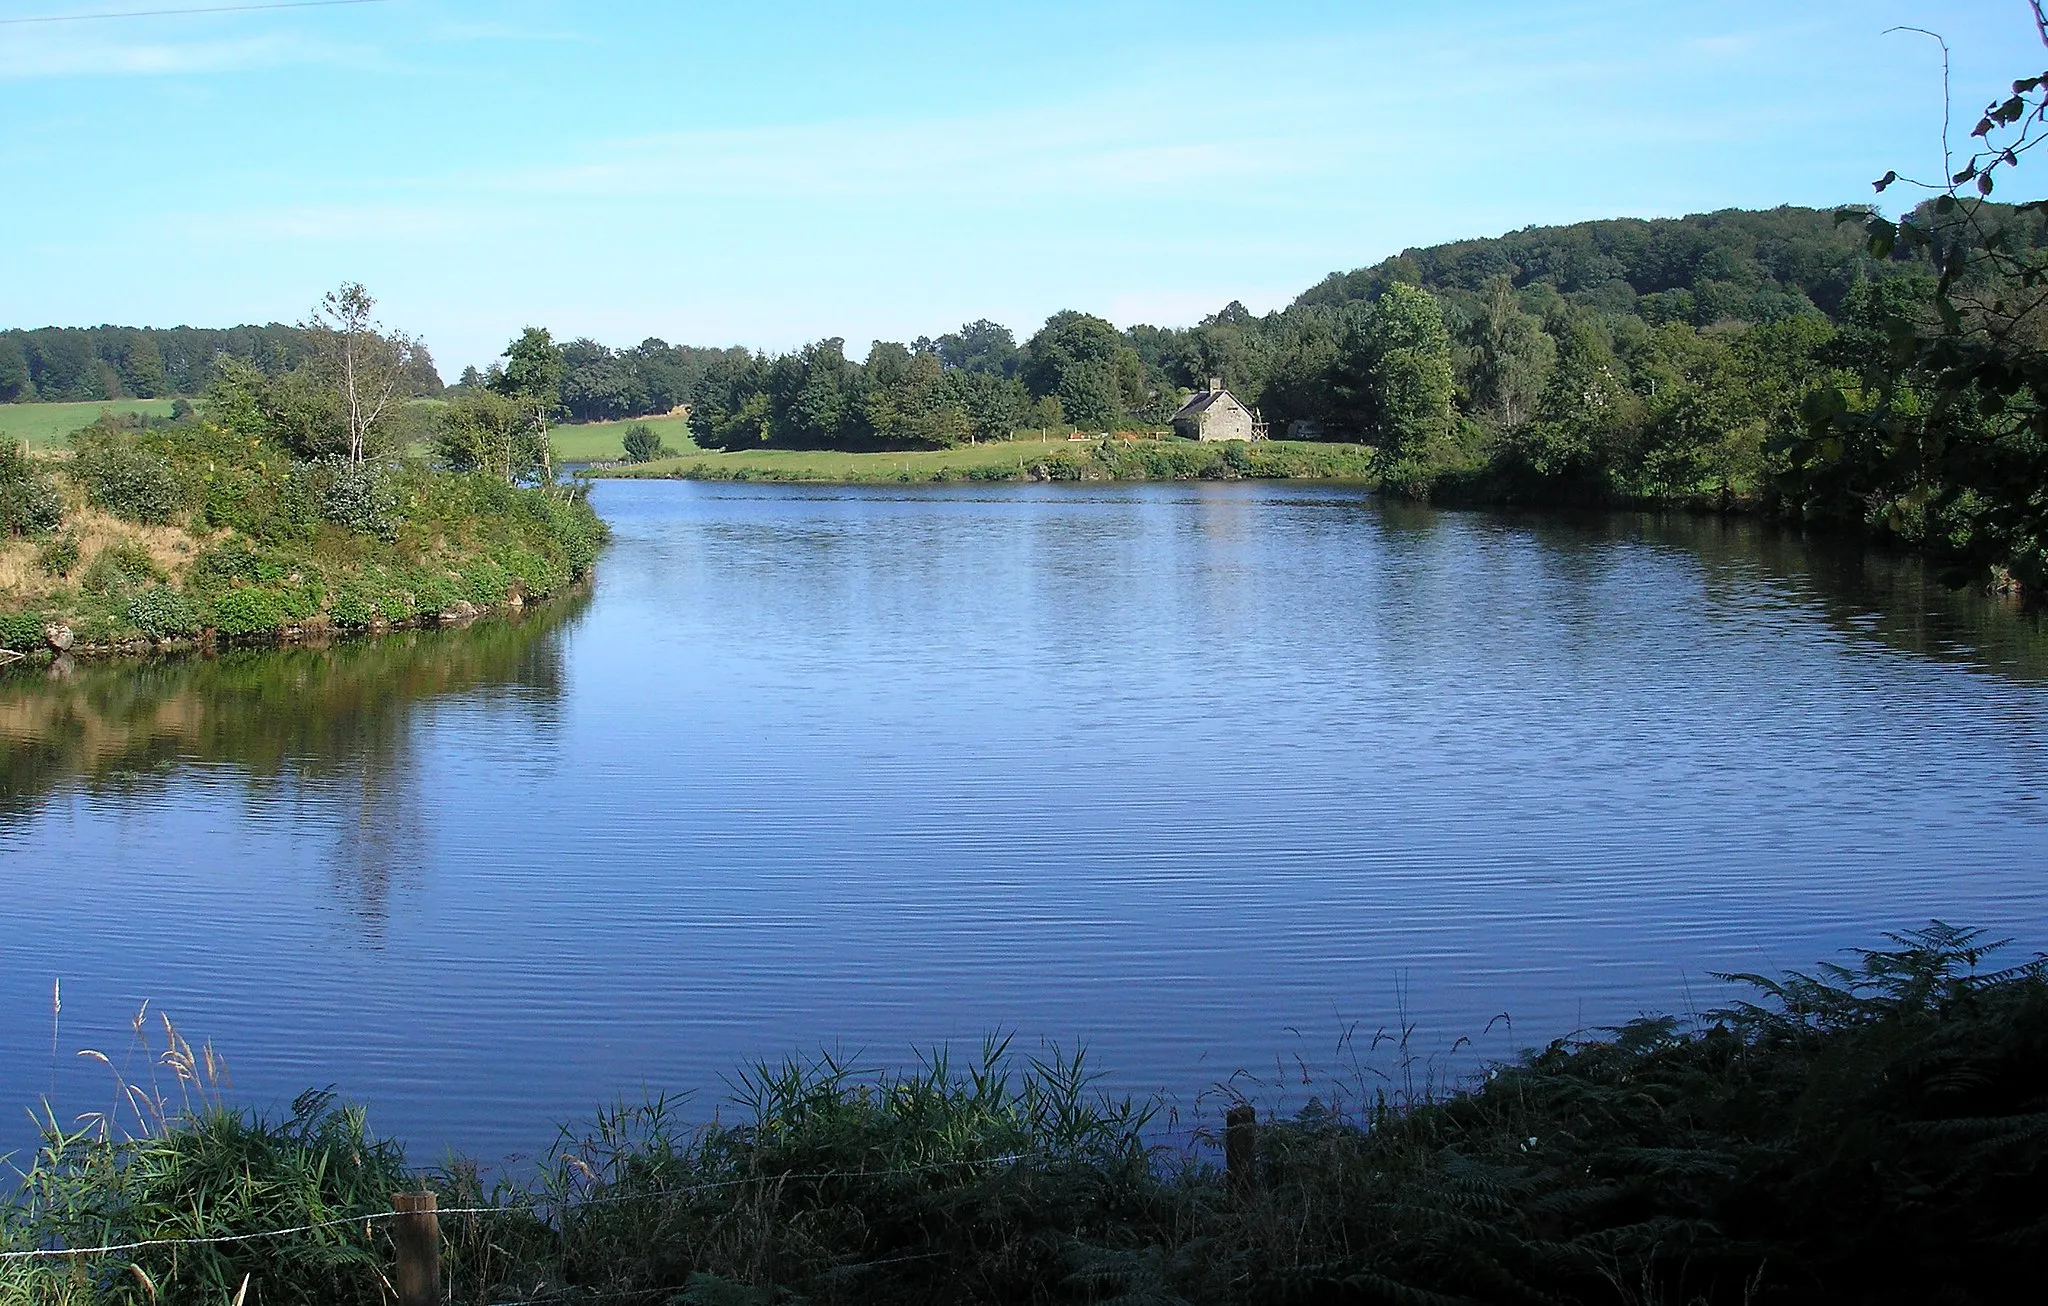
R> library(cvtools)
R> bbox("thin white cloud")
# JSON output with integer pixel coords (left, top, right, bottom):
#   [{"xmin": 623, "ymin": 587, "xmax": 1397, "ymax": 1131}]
[{"xmin": 0, "ymin": 29, "xmax": 316, "ymax": 78}]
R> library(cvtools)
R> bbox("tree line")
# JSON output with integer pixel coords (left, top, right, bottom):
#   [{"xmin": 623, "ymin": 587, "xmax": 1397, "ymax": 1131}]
[
  {"xmin": 0, "ymin": 324, "xmax": 442, "ymax": 404},
  {"xmin": 10, "ymin": 194, "xmax": 2045, "ymax": 592}
]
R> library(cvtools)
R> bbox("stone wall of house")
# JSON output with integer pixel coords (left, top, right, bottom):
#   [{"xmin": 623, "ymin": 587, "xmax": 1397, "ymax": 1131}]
[{"xmin": 1196, "ymin": 396, "xmax": 1257, "ymax": 442}]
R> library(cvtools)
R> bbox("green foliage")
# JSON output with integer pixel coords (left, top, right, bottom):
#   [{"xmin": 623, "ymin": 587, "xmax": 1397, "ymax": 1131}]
[
  {"xmin": 1023, "ymin": 311, "xmax": 1147, "ymax": 428},
  {"xmin": 620, "ymin": 422, "xmax": 666, "ymax": 463},
  {"xmin": 208, "ymin": 587, "xmax": 287, "ymax": 639},
  {"xmin": 1, "ymin": 930, "xmax": 2040, "ymax": 1304},
  {"xmin": 0, "ymin": 443, "xmax": 63, "ymax": 537},
  {"xmin": 126, "ymin": 585, "xmax": 201, "ymax": 639},
  {"xmin": 79, "ymin": 542, "xmax": 164, "ymax": 596},
  {"xmin": 436, "ymin": 391, "xmax": 545, "ymax": 482},
  {"xmin": 317, "ymin": 458, "xmax": 398, "ymax": 538},
  {"xmin": 0, "ymin": 322, "xmax": 441, "ymax": 404},
  {"xmin": 34, "ymin": 532, "xmax": 79, "ymax": 577},
  {"xmin": 70, "ymin": 427, "xmax": 185, "ymax": 525},
  {"xmin": 0, "ymin": 611, "xmax": 46, "ymax": 652}
]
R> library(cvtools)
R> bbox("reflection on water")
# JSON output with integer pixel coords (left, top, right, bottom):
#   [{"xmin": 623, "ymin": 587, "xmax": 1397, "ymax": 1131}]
[
  {"xmin": 0, "ymin": 483, "xmax": 2041, "ymax": 1166},
  {"xmin": 1, "ymin": 600, "xmax": 581, "ymax": 930}
]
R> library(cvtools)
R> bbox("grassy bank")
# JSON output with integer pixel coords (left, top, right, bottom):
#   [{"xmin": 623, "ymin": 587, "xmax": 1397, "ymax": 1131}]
[
  {"xmin": 0, "ymin": 413, "xmax": 605, "ymax": 659},
  {"xmin": 2, "ymin": 925, "xmax": 2040, "ymax": 1305},
  {"xmin": 549, "ymin": 414, "xmax": 699, "ymax": 464},
  {"xmin": 591, "ymin": 436, "xmax": 1380, "ymax": 485},
  {"xmin": 0, "ymin": 401, "xmax": 180, "ymax": 451}
]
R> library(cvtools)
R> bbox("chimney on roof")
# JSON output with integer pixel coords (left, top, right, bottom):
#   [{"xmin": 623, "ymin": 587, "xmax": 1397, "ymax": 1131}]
[{"xmin": 1208, "ymin": 376, "xmax": 1223, "ymax": 394}]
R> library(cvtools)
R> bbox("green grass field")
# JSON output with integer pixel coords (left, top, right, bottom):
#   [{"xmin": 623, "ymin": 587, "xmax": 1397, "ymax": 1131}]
[
  {"xmin": 596, "ymin": 437, "xmax": 1078, "ymax": 481},
  {"xmin": 550, "ymin": 415, "xmax": 700, "ymax": 464},
  {"xmin": 589, "ymin": 437, "xmax": 1380, "ymax": 484},
  {"xmin": 0, "ymin": 399, "xmax": 179, "ymax": 449}
]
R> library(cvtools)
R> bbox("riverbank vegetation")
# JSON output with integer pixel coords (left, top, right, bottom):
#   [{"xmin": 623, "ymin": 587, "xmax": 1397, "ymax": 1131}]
[
  {"xmin": 0, "ymin": 925, "xmax": 2039, "ymax": 1304},
  {"xmin": 599, "ymin": 435, "xmax": 1377, "ymax": 484},
  {"xmin": 0, "ymin": 288, "xmax": 604, "ymax": 660}
]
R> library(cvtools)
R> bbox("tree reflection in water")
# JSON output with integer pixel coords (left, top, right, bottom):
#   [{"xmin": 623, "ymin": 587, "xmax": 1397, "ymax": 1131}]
[{"xmin": 0, "ymin": 593, "xmax": 585, "ymax": 933}]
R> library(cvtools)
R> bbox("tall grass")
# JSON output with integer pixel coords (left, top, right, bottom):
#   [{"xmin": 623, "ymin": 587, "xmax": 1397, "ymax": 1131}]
[{"xmin": 4, "ymin": 926, "xmax": 2044, "ymax": 1304}]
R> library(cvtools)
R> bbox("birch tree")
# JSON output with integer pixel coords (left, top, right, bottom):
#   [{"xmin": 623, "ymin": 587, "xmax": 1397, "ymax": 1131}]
[{"xmin": 306, "ymin": 283, "xmax": 419, "ymax": 466}]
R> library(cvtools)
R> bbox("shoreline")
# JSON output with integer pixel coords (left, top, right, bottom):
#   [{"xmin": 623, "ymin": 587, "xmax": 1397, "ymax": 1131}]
[
  {"xmin": 0, "ymin": 572, "xmax": 592, "ymax": 671},
  {"xmin": 582, "ymin": 435, "xmax": 1382, "ymax": 486}
]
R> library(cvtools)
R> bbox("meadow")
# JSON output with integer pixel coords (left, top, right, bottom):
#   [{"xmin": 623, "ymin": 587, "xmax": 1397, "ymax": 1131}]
[
  {"xmin": 593, "ymin": 435, "xmax": 1381, "ymax": 484},
  {"xmin": 549, "ymin": 414, "xmax": 699, "ymax": 464},
  {"xmin": 0, "ymin": 400, "xmax": 179, "ymax": 449}
]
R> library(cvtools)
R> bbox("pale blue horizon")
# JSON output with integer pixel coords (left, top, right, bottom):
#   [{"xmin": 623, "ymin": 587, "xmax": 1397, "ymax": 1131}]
[{"xmin": 0, "ymin": 0, "xmax": 2036, "ymax": 374}]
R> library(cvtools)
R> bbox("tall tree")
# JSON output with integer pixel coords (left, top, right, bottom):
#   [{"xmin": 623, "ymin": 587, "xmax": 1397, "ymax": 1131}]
[
  {"xmin": 492, "ymin": 327, "xmax": 566, "ymax": 482},
  {"xmin": 304, "ymin": 282, "xmax": 419, "ymax": 466},
  {"xmin": 125, "ymin": 334, "xmax": 169, "ymax": 399},
  {"xmin": 0, "ymin": 337, "xmax": 32, "ymax": 402},
  {"xmin": 1470, "ymin": 276, "xmax": 1556, "ymax": 431},
  {"xmin": 1022, "ymin": 312, "xmax": 1146, "ymax": 428}
]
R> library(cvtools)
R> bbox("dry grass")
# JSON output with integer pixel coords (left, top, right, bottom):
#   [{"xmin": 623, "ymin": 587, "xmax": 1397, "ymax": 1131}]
[{"xmin": 0, "ymin": 475, "xmax": 218, "ymax": 602}]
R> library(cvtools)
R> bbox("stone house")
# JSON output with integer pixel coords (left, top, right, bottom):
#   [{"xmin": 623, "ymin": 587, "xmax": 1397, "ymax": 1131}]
[{"xmin": 1171, "ymin": 378, "xmax": 1266, "ymax": 442}]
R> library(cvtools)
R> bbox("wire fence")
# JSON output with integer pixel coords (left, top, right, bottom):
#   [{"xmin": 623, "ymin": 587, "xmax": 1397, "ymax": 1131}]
[{"xmin": 0, "ymin": 1150, "xmax": 1032, "ymax": 1264}]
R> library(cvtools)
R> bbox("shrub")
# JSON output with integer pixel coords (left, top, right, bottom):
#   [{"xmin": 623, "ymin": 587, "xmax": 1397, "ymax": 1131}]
[
  {"xmin": 622, "ymin": 423, "xmax": 667, "ymax": 463},
  {"xmin": 0, "ymin": 443, "xmax": 63, "ymax": 537},
  {"xmin": 459, "ymin": 558, "xmax": 513, "ymax": 606},
  {"xmin": 0, "ymin": 611, "xmax": 46, "ymax": 652},
  {"xmin": 80, "ymin": 541, "xmax": 166, "ymax": 596},
  {"xmin": 34, "ymin": 532, "xmax": 80, "ymax": 577},
  {"xmin": 329, "ymin": 582, "xmax": 378, "ymax": 628},
  {"xmin": 208, "ymin": 587, "xmax": 286, "ymax": 639},
  {"xmin": 319, "ymin": 458, "xmax": 399, "ymax": 539},
  {"xmin": 188, "ymin": 542, "xmax": 278, "ymax": 596},
  {"xmin": 410, "ymin": 571, "xmax": 459, "ymax": 617},
  {"xmin": 127, "ymin": 585, "xmax": 202, "ymax": 639},
  {"xmin": 73, "ymin": 438, "xmax": 184, "ymax": 525}
]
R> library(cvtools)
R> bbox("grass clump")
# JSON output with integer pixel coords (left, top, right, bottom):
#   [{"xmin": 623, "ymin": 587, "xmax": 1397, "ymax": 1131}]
[{"xmin": 3, "ymin": 927, "xmax": 2042, "ymax": 1304}]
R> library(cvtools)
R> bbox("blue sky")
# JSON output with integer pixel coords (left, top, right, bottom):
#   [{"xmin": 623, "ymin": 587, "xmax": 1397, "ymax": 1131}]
[{"xmin": 0, "ymin": 0, "xmax": 2037, "ymax": 373}]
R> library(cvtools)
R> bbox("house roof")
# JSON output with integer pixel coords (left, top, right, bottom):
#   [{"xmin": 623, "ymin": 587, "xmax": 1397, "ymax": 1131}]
[{"xmin": 1171, "ymin": 389, "xmax": 1237, "ymax": 419}]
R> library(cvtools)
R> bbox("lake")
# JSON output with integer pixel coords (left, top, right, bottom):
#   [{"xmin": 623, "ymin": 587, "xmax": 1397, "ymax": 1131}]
[{"xmin": 3, "ymin": 480, "xmax": 2045, "ymax": 1165}]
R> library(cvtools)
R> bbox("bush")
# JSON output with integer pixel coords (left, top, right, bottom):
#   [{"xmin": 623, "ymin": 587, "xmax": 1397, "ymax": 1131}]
[
  {"xmin": 127, "ymin": 585, "xmax": 202, "ymax": 639},
  {"xmin": 459, "ymin": 558, "xmax": 513, "ymax": 607},
  {"xmin": 410, "ymin": 571, "xmax": 459, "ymax": 617},
  {"xmin": 319, "ymin": 459, "xmax": 398, "ymax": 539},
  {"xmin": 34, "ymin": 532, "xmax": 80, "ymax": 577},
  {"xmin": 73, "ymin": 436, "xmax": 185, "ymax": 525},
  {"xmin": 329, "ymin": 582, "xmax": 378, "ymax": 628},
  {"xmin": 0, "ymin": 444, "xmax": 63, "ymax": 537},
  {"xmin": 622, "ymin": 423, "xmax": 667, "ymax": 463},
  {"xmin": 208, "ymin": 587, "xmax": 286, "ymax": 639},
  {"xmin": 0, "ymin": 611, "xmax": 46, "ymax": 652},
  {"xmin": 80, "ymin": 541, "xmax": 166, "ymax": 595}
]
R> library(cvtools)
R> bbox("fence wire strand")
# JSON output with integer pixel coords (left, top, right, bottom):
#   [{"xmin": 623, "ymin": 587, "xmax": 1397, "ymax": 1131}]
[{"xmin": 0, "ymin": 1151, "xmax": 1031, "ymax": 1263}]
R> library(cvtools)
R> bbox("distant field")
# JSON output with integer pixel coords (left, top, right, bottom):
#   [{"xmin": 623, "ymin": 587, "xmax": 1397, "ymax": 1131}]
[
  {"xmin": 551, "ymin": 415, "xmax": 699, "ymax": 464},
  {"xmin": 597, "ymin": 438, "xmax": 1082, "ymax": 481},
  {"xmin": 0, "ymin": 399, "xmax": 179, "ymax": 448},
  {"xmin": 587, "ymin": 437, "xmax": 1379, "ymax": 485}
]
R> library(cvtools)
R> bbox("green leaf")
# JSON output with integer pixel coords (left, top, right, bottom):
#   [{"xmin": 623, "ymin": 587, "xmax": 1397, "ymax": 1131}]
[
  {"xmin": 1874, "ymin": 169, "xmax": 1899, "ymax": 191},
  {"xmin": 1936, "ymin": 195, "xmax": 1958, "ymax": 213},
  {"xmin": 1979, "ymin": 172, "xmax": 1995, "ymax": 195},
  {"xmin": 1864, "ymin": 216, "xmax": 1897, "ymax": 259}
]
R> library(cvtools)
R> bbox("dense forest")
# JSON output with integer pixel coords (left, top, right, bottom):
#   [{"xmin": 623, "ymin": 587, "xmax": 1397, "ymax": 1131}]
[{"xmin": 0, "ymin": 324, "xmax": 443, "ymax": 404}]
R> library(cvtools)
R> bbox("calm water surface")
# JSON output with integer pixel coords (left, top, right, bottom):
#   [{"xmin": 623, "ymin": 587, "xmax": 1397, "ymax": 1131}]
[{"xmin": 3, "ymin": 481, "xmax": 2045, "ymax": 1162}]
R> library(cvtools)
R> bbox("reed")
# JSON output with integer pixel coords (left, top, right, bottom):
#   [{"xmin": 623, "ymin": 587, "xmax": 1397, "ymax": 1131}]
[{"xmin": 4, "ymin": 926, "xmax": 2043, "ymax": 1304}]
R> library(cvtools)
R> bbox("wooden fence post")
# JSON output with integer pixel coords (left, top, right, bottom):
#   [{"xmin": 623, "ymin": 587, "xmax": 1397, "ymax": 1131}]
[
  {"xmin": 391, "ymin": 1190, "xmax": 440, "ymax": 1306},
  {"xmin": 1225, "ymin": 1104, "xmax": 1257, "ymax": 1198}
]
